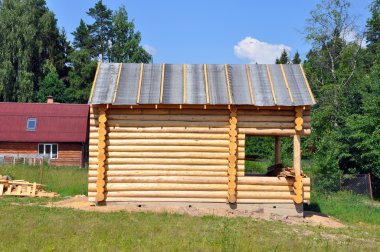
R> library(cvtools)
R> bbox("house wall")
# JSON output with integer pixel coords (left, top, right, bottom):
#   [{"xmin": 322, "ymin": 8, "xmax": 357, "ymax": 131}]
[
  {"xmin": 88, "ymin": 105, "xmax": 310, "ymax": 203},
  {"xmin": 0, "ymin": 142, "xmax": 84, "ymax": 167}
]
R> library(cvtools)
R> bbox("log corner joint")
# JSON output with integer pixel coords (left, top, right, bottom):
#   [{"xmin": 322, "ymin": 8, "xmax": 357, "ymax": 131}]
[
  {"xmin": 227, "ymin": 106, "xmax": 238, "ymax": 203},
  {"xmin": 96, "ymin": 104, "xmax": 108, "ymax": 203}
]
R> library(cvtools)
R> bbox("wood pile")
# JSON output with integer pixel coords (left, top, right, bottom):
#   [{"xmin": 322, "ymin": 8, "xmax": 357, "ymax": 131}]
[
  {"xmin": 0, "ymin": 175, "xmax": 58, "ymax": 198},
  {"xmin": 267, "ymin": 164, "xmax": 305, "ymax": 178}
]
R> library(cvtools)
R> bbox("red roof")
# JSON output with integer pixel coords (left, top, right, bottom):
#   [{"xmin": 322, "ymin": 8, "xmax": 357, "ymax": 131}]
[{"xmin": 0, "ymin": 103, "xmax": 89, "ymax": 142}]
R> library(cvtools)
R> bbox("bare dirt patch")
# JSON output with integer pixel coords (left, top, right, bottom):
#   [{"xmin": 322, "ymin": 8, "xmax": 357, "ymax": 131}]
[{"xmin": 46, "ymin": 195, "xmax": 345, "ymax": 228}]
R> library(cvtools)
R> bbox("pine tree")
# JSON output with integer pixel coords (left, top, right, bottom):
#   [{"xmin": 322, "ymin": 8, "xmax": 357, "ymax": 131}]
[
  {"xmin": 292, "ymin": 51, "xmax": 301, "ymax": 64},
  {"xmin": 275, "ymin": 49, "xmax": 289, "ymax": 64},
  {"xmin": 87, "ymin": 0, "xmax": 113, "ymax": 61},
  {"xmin": 72, "ymin": 19, "xmax": 91, "ymax": 50},
  {"xmin": 109, "ymin": 6, "xmax": 152, "ymax": 63}
]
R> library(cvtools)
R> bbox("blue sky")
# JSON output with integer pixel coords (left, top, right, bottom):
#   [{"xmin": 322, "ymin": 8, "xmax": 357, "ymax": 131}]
[{"xmin": 46, "ymin": 0, "xmax": 372, "ymax": 64}]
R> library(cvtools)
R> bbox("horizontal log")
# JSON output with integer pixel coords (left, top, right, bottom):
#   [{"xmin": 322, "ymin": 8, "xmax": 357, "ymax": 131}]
[
  {"xmin": 104, "ymin": 108, "xmax": 230, "ymax": 115},
  {"xmin": 105, "ymin": 120, "xmax": 229, "ymax": 128},
  {"xmin": 99, "ymin": 191, "xmax": 228, "ymax": 198},
  {"xmin": 88, "ymin": 164, "xmax": 228, "ymax": 171},
  {"xmin": 105, "ymin": 139, "xmax": 231, "ymax": 146},
  {"xmin": 88, "ymin": 183, "xmax": 310, "ymax": 193},
  {"xmin": 89, "ymin": 176, "xmax": 228, "ymax": 184},
  {"xmin": 104, "ymin": 132, "xmax": 229, "ymax": 140},
  {"xmin": 99, "ymin": 158, "xmax": 228, "ymax": 165},
  {"xmin": 237, "ymin": 177, "xmax": 310, "ymax": 186},
  {"xmin": 89, "ymin": 145, "xmax": 229, "ymax": 153},
  {"xmin": 89, "ymin": 170, "xmax": 227, "ymax": 177},
  {"xmin": 237, "ymin": 122, "xmax": 295, "ymax": 128},
  {"xmin": 238, "ymin": 128, "xmax": 311, "ymax": 136},
  {"xmin": 237, "ymin": 184, "xmax": 309, "ymax": 192},
  {"xmin": 104, "ymin": 114, "xmax": 229, "ymax": 122},
  {"xmin": 88, "ymin": 196, "xmax": 227, "ymax": 203},
  {"xmin": 238, "ymin": 191, "xmax": 311, "ymax": 199},
  {"xmin": 89, "ymin": 183, "xmax": 228, "ymax": 192},
  {"xmin": 106, "ymin": 127, "xmax": 229, "ymax": 133},
  {"xmin": 89, "ymin": 158, "xmax": 245, "ymax": 166},
  {"xmin": 238, "ymin": 115, "xmax": 294, "ymax": 122},
  {"xmin": 105, "ymin": 152, "xmax": 230, "ymax": 159}
]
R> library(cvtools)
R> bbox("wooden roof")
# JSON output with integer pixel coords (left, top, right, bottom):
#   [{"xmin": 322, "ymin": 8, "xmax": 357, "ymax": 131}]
[{"xmin": 89, "ymin": 63, "xmax": 315, "ymax": 106}]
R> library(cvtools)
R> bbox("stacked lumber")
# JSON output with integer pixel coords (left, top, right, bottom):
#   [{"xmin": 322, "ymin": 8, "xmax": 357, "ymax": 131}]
[{"xmin": 0, "ymin": 175, "xmax": 58, "ymax": 198}]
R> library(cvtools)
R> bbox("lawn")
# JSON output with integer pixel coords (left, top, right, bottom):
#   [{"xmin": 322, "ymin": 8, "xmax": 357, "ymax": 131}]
[{"xmin": 1, "ymin": 164, "xmax": 380, "ymax": 251}]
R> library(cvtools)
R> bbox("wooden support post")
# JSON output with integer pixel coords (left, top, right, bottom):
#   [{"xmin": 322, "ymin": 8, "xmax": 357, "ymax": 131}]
[
  {"xmin": 227, "ymin": 106, "xmax": 238, "ymax": 203},
  {"xmin": 96, "ymin": 105, "xmax": 108, "ymax": 203},
  {"xmin": 293, "ymin": 134, "xmax": 303, "ymax": 204},
  {"xmin": 275, "ymin": 136, "xmax": 281, "ymax": 165},
  {"xmin": 294, "ymin": 106, "xmax": 304, "ymax": 132}
]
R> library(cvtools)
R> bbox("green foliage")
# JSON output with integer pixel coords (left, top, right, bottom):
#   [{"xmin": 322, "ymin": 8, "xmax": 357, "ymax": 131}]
[
  {"xmin": 292, "ymin": 51, "xmax": 302, "ymax": 64},
  {"xmin": 307, "ymin": 191, "xmax": 380, "ymax": 224},
  {"xmin": 0, "ymin": 0, "xmax": 67, "ymax": 102},
  {"xmin": 275, "ymin": 49, "xmax": 289, "ymax": 64},
  {"xmin": 37, "ymin": 62, "xmax": 66, "ymax": 103},
  {"xmin": 109, "ymin": 6, "xmax": 152, "ymax": 63}
]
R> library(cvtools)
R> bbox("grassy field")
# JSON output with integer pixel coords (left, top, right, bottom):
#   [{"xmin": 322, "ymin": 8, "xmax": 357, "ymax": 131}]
[
  {"xmin": 1, "ymin": 164, "xmax": 380, "ymax": 251},
  {"xmin": 0, "ymin": 163, "xmax": 87, "ymax": 196}
]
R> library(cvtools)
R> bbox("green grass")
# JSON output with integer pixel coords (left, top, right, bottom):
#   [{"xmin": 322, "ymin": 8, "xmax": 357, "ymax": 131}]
[
  {"xmin": 307, "ymin": 191, "xmax": 380, "ymax": 225},
  {"xmin": 0, "ymin": 198, "xmax": 380, "ymax": 251},
  {"xmin": 245, "ymin": 160, "xmax": 271, "ymax": 174},
  {"xmin": 0, "ymin": 164, "xmax": 87, "ymax": 196},
  {"xmin": 1, "ymin": 164, "xmax": 380, "ymax": 251}
]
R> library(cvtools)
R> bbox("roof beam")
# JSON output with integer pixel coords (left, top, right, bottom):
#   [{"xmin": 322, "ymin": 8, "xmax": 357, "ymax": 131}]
[
  {"xmin": 245, "ymin": 64, "xmax": 254, "ymax": 105},
  {"xmin": 280, "ymin": 64, "xmax": 294, "ymax": 104},
  {"xmin": 203, "ymin": 64, "xmax": 210, "ymax": 104},
  {"xmin": 183, "ymin": 64, "xmax": 187, "ymax": 104},
  {"xmin": 225, "ymin": 64, "xmax": 232, "ymax": 105},
  {"xmin": 160, "ymin": 64, "xmax": 165, "ymax": 104},
  {"xmin": 266, "ymin": 64, "xmax": 277, "ymax": 105},
  {"xmin": 136, "ymin": 63, "xmax": 144, "ymax": 104},
  {"xmin": 299, "ymin": 64, "xmax": 316, "ymax": 104},
  {"xmin": 113, "ymin": 63, "xmax": 123, "ymax": 103}
]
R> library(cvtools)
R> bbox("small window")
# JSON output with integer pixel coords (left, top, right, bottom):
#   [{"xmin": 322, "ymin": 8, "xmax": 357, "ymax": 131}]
[
  {"xmin": 38, "ymin": 143, "xmax": 58, "ymax": 159},
  {"xmin": 26, "ymin": 118, "xmax": 37, "ymax": 131}
]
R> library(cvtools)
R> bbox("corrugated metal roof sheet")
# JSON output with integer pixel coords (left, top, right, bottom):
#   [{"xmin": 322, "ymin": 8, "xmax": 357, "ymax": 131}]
[
  {"xmin": 89, "ymin": 63, "xmax": 315, "ymax": 106},
  {"xmin": 0, "ymin": 103, "xmax": 89, "ymax": 142}
]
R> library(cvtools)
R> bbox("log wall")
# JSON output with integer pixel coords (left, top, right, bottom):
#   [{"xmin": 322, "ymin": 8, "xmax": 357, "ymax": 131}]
[{"xmin": 89, "ymin": 105, "xmax": 311, "ymax": 203}]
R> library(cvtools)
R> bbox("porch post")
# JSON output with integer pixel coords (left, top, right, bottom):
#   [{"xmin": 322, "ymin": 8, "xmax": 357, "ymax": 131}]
[
  {"xmin": 293, "ymin": 135, "xmax": 301, "ymax": 176},
  {"xmin": 293, "ymin": 134, "xmax": 303, "ymax": 204},
  {"xmin": 275, "ymin": 136, "xmax": 281, "ymax": 165}
]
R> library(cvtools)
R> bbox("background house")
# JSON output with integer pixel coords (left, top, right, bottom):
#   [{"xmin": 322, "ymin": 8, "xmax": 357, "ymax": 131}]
[{"xmin": 0, "ymin": 100, "xmax": 89, "ymax": 167}]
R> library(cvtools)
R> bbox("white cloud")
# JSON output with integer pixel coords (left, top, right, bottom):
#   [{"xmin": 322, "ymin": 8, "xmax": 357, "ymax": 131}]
[
  {"xmin": 143, "ymin": 44, "xmax": 157, "ymax": 55},
  {"xmin": 341, "ymin": 30, "xmax": 366, "ymax": 48},
  {"xmin": 234, "ymin": 37, "xmax": 291, "ymax": 64}
]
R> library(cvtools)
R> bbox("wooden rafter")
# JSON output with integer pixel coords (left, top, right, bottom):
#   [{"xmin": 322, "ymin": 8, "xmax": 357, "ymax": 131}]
[
  {"xmin": 113, "ymin": 63, "xmax": 123, "ymax": 103},
  {"xmin": 266, "ymin": 64, "xmax": 277, "ymax": 105},
  {"xmin": 280, "ymin": 64, "xmax": 294, "ymax": 103},
  {"xmin": 245, "ymin": 64, "xmax": 255, "ymax": 105},
  {"xmin": 225, "ymin": 64, "xmax": 232, "ymax": 104},
  {"xmin": 136, "ymin": 63, "xmax": 144, "ymax": 104}
]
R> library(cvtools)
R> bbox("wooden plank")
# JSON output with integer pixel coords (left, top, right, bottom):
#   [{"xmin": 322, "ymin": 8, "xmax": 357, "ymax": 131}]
[
  {"xmin": 266, "ymin": 64, "xmax": 277, "ymax": 105},
  {"xmin": 225, "ymin": 64, "xmax": 232, "ymax": 104},
  {"xmin": 160, "ymin": 63, "xmax": 165, "ymax": 104},
  {"xmin": 245, "ymin": 64, "xmax": 254, "ymax": 104},
  {"xmin": 113, "ymin": 63, "xmax": 123, "ymax": 103},
  {"xmin": 136, "ymin": 63, "xmax": 144, "ymax": 103},
  {"xmin": 299, "ymin": 64, "xmax": 316, "ymax": 104},
  {"xmin": 203, "ymin": 64, "xmax": 210, "ymax": 104},
  {"xmin": 280, "ymin": 64, "xmax": 294, "ymax": 103}
]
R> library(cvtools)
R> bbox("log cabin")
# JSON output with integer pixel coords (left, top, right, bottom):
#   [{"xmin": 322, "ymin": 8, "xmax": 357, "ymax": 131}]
[
  {"xmin": 88, "ymin": 63, "xmax": 315, "ymax": 216},
  {"xmin": 0, "ymin": 101, "xmax": 89, "ymax": 167}
]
